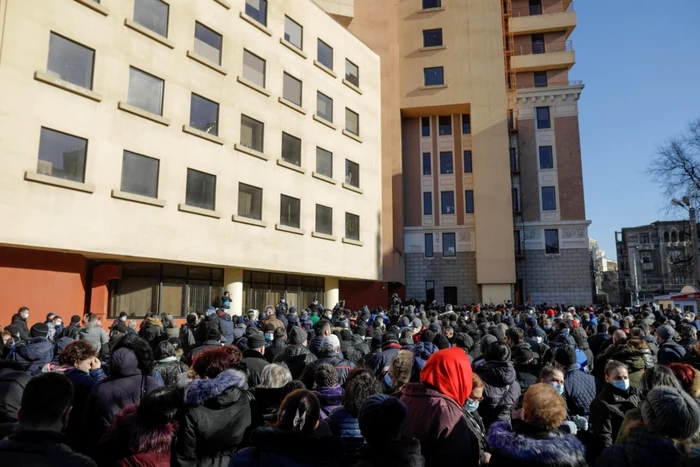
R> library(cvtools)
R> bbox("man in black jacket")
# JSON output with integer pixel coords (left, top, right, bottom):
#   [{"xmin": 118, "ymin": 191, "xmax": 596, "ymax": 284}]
[
  {"xmin": 300, "ymin": 334, "xmax": 355, "ymax": 389},
  {"xmin": 196, "ymin": 307, "xmax": 222, "ymax": 345},
  {"xmin": 0, "ymin": 372, "xmax": 96, "ymax": 466},
  {"xmin": 243, "ymin": 333, "xmax": 269, "ymax": 387},
  {"xmin": 10, "ymin": 307, "xmax": 30, "ymax": 343}
]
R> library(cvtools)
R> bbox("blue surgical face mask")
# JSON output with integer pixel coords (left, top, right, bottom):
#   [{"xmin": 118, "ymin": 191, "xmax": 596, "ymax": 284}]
[
  {"xmin": 551, "ymin": 383, "xmax": 564, "ymax": 395},
  {"xmin": 264, "ymin": 332, "xmax": 274, "ymax": 342},
  {"xmin": 384, "ymin": 372, "xmax": 393, "ymax": 389},
  {"xmin": 561, "ymin": 329, "xmax": 570, "ymax": 336},
  {"xmin": 612, "ymin": 379, "xmax": 630, "ymax": 391},
  {"xmin": 466, "ymin": 398, "xmax": 480, "ymax": 413}
]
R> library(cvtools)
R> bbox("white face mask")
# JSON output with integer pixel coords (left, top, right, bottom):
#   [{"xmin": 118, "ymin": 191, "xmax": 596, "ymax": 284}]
[
  {"xmin": 120, "ymin": 316, "xmax": 127, "ymax": 322},
  {"xmin": 21, "ymin": 314, "xmax": 29, "ymax": 320}
]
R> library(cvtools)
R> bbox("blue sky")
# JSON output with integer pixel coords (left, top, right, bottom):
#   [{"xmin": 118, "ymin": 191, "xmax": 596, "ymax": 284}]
[{"xmin": 572, "ymin": 0, "xmax": 700, "ymax": 259}]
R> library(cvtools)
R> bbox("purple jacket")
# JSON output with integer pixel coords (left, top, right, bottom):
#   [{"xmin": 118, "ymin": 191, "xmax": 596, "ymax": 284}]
[{"xmin": 314, "ymin": 385, "xmax": 345, "ymax": 419}]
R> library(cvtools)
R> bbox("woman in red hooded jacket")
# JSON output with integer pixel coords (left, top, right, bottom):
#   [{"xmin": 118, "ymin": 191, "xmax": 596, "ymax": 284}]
[{"xmin": 399, "ymin": 346, "xmax": 480, "ymax": 467}]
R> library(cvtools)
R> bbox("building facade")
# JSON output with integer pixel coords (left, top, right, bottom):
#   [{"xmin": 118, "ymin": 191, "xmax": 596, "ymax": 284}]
[
  {"xmin": 0, "ymin": 0, "xmax": 383, "ymax": 323},
  {"xmin": 616, "ymin": 221, "xmax": 697, "ymax": 306}
]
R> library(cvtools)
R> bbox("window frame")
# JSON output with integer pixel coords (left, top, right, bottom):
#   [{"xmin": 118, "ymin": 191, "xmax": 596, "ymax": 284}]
[
  {"xmin": 280, "ymin": 194, "xmax": 301, "ymax": 229},
  {"xmin": 463, "ymin": 151, "xmax": 472, "ymax": 173},
  {"xmin": 541, "ymin": 186, "xmax": 557, "ymax": 211},
  {"xmin": 425, "ymin": 233, "xmax": 434, "ymax": 258},
  {"xmin": 281, "ymin": 132, "xmax": 302, "ymax": 167},
  {"xmin": 245, "ymin": 0, "xmax": 268, "ymax": 27},
  {"xmin": 422, "ymin": 152, "xmax": 432, "ymax": 175},
  {"xmin": 439, "ymin": 151, "xmax": 453, "ymax": 175},
  {"xmin": 133, "ymin": 0, "xmax": 170, "ymax": 38},
  {"xmin": 282, "ymin": 72, "xmax": 302, "ymax": 106},
  {"xmin": 545, "ymin": 229, "xmax": 560, "ymax": 255},
  {"xmin": 442, "ymin": 232, "xmax": 456, "ymax": 257},
  {"xmin": 426, "ymin": 280, "xmax": 435, "ymax": 303},
  {"xmin": 536, "ymin": 106, "xmax": 551, "ymax": 129},
  {"xmin": 424, "ymin": 66, "xmax": 444, "ymax": 86},
  {"xmin": 345, "ymin": 159, "xmax": 360, "ymax": 188},
  {"xmin": 462, "ymin": 114, "xmax": 471, "ymax": 134},
  {"xmin": 317, "ymin": 39, "xmax": 334, "ymax": 70},
  {"xmin": 534, "ymin": 70, "xmax": 548, "ymax": 88},
  {"xmin": 316, "ymin": 91, "xmax": 334, "ymax": 123},
  {"xmin": 345, "ymin": 212, "xmax": 360, "ymax": 241},
  {"xmin": 37, "ymin": 127, "xmax": 88, "ymax": 183},
  {"xmin": 193, "ymin": 21, "xmax": 223, "ymax": 65},
  {"xmin": 316, "ymin": 147, "xmax": 333, "ymax": 178},
  {"xmin": 47, "ymin": 32, "xmax": 95, "ymax": 90},
  {"xmin": 240, "ymin": 114, "xmax": 265, "ymax": 153},
  {"xmin": 242, "ymin": 49, "xmax": 267, "ymax": 89},
  {"xmin": 189, "ymin": 93, "xmax": 220, "ymax": 136},
  {"xmin": 465, "ymin": 190, "xmax": 474, "ymax": 214},
  {"xmin": 531, "ymin": 33, "xmax": 545, "ymax": 54},
  {"xmin": 120, "ymin": 150, "xmax": 160, "ymax": 199},
  {"xmin": 237, "ymin": 182, "xmax": 263, "ymax": 221},
  {"xmin": 345, "ymin": 108, "xmax": 360, "ymax": 136},
  {"xmin": 345, "ymin": 59, "xmax": 359, "ymax": 87},
  {"xmin": 438, "ymin": 115, "xmax": 452, "ymax": 135},
  {"xmin": 421, "ymin": 116, "xmax": 431, "ymax": 137},
  {"xmin": 315, "ymin": 204, "xmax": 333, "ymax": 236},
  {"xmin": 441, "ymin": 191, "xmax": 455, "ymax": 215},
  {"xmin": 185, "ymin": 168, "xmax": 217, "ymax": 211},
  {"xmin": 284, "ymin": 15, "xmax": 303, "ymax": 50},
  {"xmin": 422, "ymin": 0, "xmax": 441, "ymax": 9},
  {"xmin": 423, "ymin": 28, "xmax": 443, "ymax": 48},
  {"xmin": 423, "ymin": 192, "xmax": 433, "ymax": 216},
  {"xmin": 127, "ymin": 66, "xmax": 165, "ymax": 116},
  {"xmin": 539, "ymin": 145, "xmax": 554, "ymax": 169}
]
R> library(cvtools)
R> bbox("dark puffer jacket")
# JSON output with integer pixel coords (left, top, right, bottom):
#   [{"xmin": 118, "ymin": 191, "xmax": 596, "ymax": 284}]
[
  {"xmin": 250, "ymin": 387, "xmax": 285, "ymax": 426},
  {"xmin": 658, "ymin": 340, "xmax": 687, "ymax": 365},
  {"xmin": 301, "ymin": 353, "xmax": 355, "ymax": 389},
  {"xmin": 63, "ymin": 367, "xmax": 107, "ymax": 450},
  {"xmin": 595, "ymin": 426, "xmax": 700, "ymax": 467},
  {"xmin": 242, "ymin": 349, "xmax": 269, "ymax": 388},
  {"xmin": 266, "ymin": 338, "xmax": 287, "ymax": 363},
  {"xmin": 340, "ymin": 339, "xmax": 364, "ymax": 364},
  {"xmin": 354, "ymin": 438, "xmax": 425, "ymax": 467},
  {"xmin": 0, "ymin": 368, "xmax": 31, "ymax": 439},
  {"xmin": 154, "ymin": 357, "xmax": 188, "ymax": 387},
  {"xmin": 274, "ymin": 344, "xmax": 317, "ymax": 380},
  {"xmin": 139, "ymin": 318, "xmax": 165, "ymax": 353},
  {"xmin": 0, "ymin": 430, "xmax": 96, "ymax": 467},
  {"xmin": 487, "ymin": 419, "xmax": 587, "ymax": 467},
  {"xmin": 176, "ymin": 369, "xmax": 252, "ymax": 467},
  {"xmin": 562, "ymin": 364, "xmax": 597, "ymax": 417},
  {"xmin": 196, "ymin": 313, "xmax": 222, "ymax": 345},
  {"xmin": 589, "ymin": 383, "xmax": 640, "ymax": 460},
  {"xmin": 10, "ymin": 313, "xmax": 30, "ymax": 342},
  {"xmin": 327, "ymin": 407, "xmax": 364, "ymax": 458},
  {"xmin": 218, "ymin": 313, "xmax": 234, "ymax": 345},
  {"xmin": 10, "ymin": 337, "xmax": 54, "ymax": 375},
  {"xmin": 475, "ymin": 361, "xmax": 521, "ymax": 429},
  {"xmin": 230, "ymin": 426, "xmax": 345, "ymax": 467},
  {"xmin": 366, "ymin": 345, "xmax": 402, "ymax": 376}
]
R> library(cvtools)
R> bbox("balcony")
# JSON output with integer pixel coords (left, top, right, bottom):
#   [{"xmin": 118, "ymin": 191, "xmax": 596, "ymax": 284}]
[
  {"xmin": 510, "ymin": 3, "xmax": 576, "ymax": 36},
  {"xmin": 517, "ymin": 79, "xmax": 583, "ymax": 91},
  {"xmin": 511, "ymin": 40, "xmax": 575, "ymax": 72}
]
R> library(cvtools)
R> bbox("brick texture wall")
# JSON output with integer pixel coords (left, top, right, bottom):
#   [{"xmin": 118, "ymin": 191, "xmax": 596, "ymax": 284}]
[
  {"xmin": 405, "ymin": 252, "xmax": 477, "ymax": 305},
  {"xmin": 555, "ymin": 116, "xmax": 586, "ymax": 220},
  {"xmin": 517, "ymin": 248, "xmax": 593, "ymax": 304},
  {"xmin": 518, "ymin": 119, "xmax": 540, "ymax": 221}
]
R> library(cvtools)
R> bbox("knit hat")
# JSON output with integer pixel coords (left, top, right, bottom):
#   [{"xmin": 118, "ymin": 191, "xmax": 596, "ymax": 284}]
[
  {"xmin": 412, "ymin": 318, "xmax": 423, "ymax": 329},
  {"xmin": 479, "ymin": 334, "xmax": 498, "ymax": 354},
  {"xmin": 454, "ymin": 332, "xmax": 474, "ymax": 350},
  {"xmin": 421, "ymin": 330, "xmax": 436, "ymax": 344},
  {"xmin": 340, "ymin": 329, "xmax": 353, "ymax": 342},
  {"xmin": 526, "ymin": 316, "xmax": 537, "ymax": 327},
  {"xmin": 71, "ymin": 315, "xmax": 81, "ymax": 324},
  {"xmin": 263, "ymin": 323, "xmax": 276, "ymax": 333},
  {"xmin": 353, "ymin": 324, "xmax": 367, "ymax": 337},
  {"xmin": 382, "ymin": 333, "xmax": 399, "ymax": 347},
  {"xmin": 656, "ymin": 325, "xmax": 675, "ymax": 341},
  {"xmin": 30, "ymin": 323, "xmax": 49, "ymax": 339},
  {"xmin": 359, "ymin": 394, "xmax": 408, "ymax": 445},
  {"xmin": 289, "ymin": 326, "xmax": 307, "ymax": 345},
  {"xmin": 206, "ymin": 328, "xmax": 222, "ymax": 342},
  {"xmin": 433, "ymin": 334, "xmax": 451, "ymax": 350},
  {"xmin": 247, "ymin": 333, "xmax": 266, "ymax": 349},
  {"xmin": 235, "ymin": 316, "xmax": 246, "ymax": 325},
  {"xmin": 398, "ymin": 317, "xmax": 410, "ymax": 328},
  {"xmin": 642, "ymin": 386, "xmax": 700, "ymax": 439},
  {"xmin": 205, "ymin": 306, "xmax": 217, "ymax": 316},
  {"xmin": 428, "ymin": 322, "xmax": 441, "ymax": 333}
]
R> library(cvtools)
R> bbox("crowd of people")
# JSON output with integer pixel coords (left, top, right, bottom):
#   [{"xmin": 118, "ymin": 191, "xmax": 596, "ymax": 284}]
[{"xmin": 1, "ymin": 297, "xmax": 700, "ymax": 466}]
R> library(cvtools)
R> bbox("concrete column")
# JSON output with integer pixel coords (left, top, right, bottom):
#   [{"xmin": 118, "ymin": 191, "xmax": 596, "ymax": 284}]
[
  {"xmin": 224, "ymin": 268, "xmax": 244, "ymax": 316},
  {"xmin": 325, "ymin": 277, "xmax": 339, "ymax": 309}
]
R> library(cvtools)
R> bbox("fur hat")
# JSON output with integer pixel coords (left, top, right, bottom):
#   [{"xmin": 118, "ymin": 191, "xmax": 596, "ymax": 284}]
[{"xmin": 642, "ymin": 386, "xmax": 700, "ymax": 439}]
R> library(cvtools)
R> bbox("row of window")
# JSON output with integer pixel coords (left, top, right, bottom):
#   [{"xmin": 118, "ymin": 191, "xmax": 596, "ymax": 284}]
[
  {"xmin": 421, "ymin": 115, "xmax": 471, "ymax": 137},
  {"xmin": 424, "ymin": 232, "xmax": 457, "ymax": 258},
  {"xmin": 422, "ymin": 151, "xmax": 472, "ymax": 175},
  {"xmin": 422, "ymin": 228, "xmax": 560, "ymax": 259},
  {"xmin": 514, "ymin": 229, "xmax": 561, "ymax": 256},
  {"xmin": 423, "ymin": 191, "xmax": 474, "ymax": 216}
]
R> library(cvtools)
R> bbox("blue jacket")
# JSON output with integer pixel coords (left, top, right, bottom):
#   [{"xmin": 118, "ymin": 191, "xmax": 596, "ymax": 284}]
[
  {"xmin": 327, "ymin": 407, "xmax": 364, "ymax": 457},
  {"xmin": 218, "ymin": 313, "xmax": 234, "ymax": 345},
  {"xmin": 657, "ymin": 340, "xmax": 686, "ymax": 365},
  {"xmin": 563, "ymin": 365, "xmax": 597, "ymax": 417},
  {"xmin": 10, "ymin": 337, "xmax": 54, "ymax": 375}
]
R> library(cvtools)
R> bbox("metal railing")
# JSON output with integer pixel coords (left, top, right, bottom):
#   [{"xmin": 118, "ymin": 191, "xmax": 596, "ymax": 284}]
[
  {"xmin": 512, "ymin": 1, "xmax": 574, "ymax": 18},
  {"xmin": 517, "ymin": 79, "xmax": 583, "ymax": 90},
  {"xmin": 516, "ymin": 39, "xmax": 574, "ymax": 56}
]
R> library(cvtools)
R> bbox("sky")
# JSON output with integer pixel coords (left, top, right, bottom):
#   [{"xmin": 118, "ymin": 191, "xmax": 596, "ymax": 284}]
[{"xmin": 571, "ymin": 0, "xmax": 700, "ymax": 259}]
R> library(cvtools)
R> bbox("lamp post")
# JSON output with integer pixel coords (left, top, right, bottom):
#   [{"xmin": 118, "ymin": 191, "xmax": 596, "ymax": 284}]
[{"xmin": 672, "ymin": 197, "xmax": 700, "ymax": 288}]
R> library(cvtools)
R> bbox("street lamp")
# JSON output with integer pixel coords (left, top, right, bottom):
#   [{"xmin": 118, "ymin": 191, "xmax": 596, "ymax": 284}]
[{"xmin": 671, "ymin": 197, "xmax": 700, "ymax": 288}]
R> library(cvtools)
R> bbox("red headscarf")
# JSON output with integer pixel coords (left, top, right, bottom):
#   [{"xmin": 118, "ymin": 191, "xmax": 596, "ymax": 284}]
[{"xmin": 420, "ymin": 347, "xmax": 473, "ymax": 406}]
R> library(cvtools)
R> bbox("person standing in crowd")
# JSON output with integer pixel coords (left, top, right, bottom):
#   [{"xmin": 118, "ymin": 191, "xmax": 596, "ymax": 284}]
[
  {"xmin": 154, "ymin": 340, "xmax": 188, "ymax": 387},
  {"xmin": 0, "ymin": 372, "xmax": 97, "ymax": 466},
  {"xmin": 656, "ymin": 324, "xmax": 686, "ymax": 365},
  {"xmin": 79, "ymin": 314, "xmax": 109, "ymax": 356},
  {"xmin": 475, "ymin": 341, "xmax": 521, "ymax": 429},
  {"xmin": 554, "ymin": 346, "xmax": 597, "ymax": 418},
  {"xmin": 243, "ymin": 333, "xmax": 270, "ymax": 388},
  {"xmin": 301, "ymin": 335, "xmax": 355, "ymax": 389},
  {"xmin": 10, "ymin": 323, "xmax": 54, "ymax": 375},
  {"xmin": 313, "ymin": 363, "xmax": 345, "ymax": 419},
  {"xmin": 10, "ymin": 306, "xmax": 30, "ymax": 343},
  {"xmin": 464, "ymin": 373, "xmax": 489, "ymax": 466},
  {"xmin": 62, "ymin": 315, "xmax": 83, "ymax": 341},
  {"xmin": 250, "ymin": 363, "xmax": 293, "ymax": 426},
  {"xmin": 217, "ymin": 309, "xmax": 234, "ymax": 345},
  {"xmin": 266, "ymin": 327, "xmax": 288, "ymax": 363},
  {"xmin": 179, "ymin": 313, "xmax": 198, "ymax": 356},
  {"xmin": 273, "ymin": 326, "xmax": 317, "ymax": 380},
  {"xmin": 0, "ymin": 361, "xmax": 32, "ymax": 439},
  {"xmin": 197, "ymin": 306, "xmax": 222, "ymax": 345},
  {"xmin": 188, "ymin": 328, "xmax": 224, "ymax": 362}
]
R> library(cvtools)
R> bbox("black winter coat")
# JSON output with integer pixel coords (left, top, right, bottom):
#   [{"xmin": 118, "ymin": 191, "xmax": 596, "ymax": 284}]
[
  {"xmin": 563, "ymin": 364, "xmax": 597, "ymax": 417},
  {"xmin": 475, "ymin": 361, "xmax": 521, "ymax": 429},
  {"xmin": 589, "ymin": 383, "xmax": 640, "ymax": 460},
  {"xmin": 658, "ymin": 340, "xmax": 687, "ymax": 365},
  {"xmin": 301, "ymin": 353, "xmax": 355, "ymax": 389},
  {"xmin": 588, "ymin": 333, "xmax": 611, "ymax": 356},
  {"xmin": 10, "ymin": 337, "xmax": 54, "ymax": 375},
  {"xmin": 0, "ymin": 430, "xmax": 96, "ymax": 466},
  {"xmin": 242, "ymin": 349, "xmax": 270, "ymax": 387},
  {"xmin": 273, "ymin": 344, "xmax": 317, "ymax": 380},
  {"xmin": 218, "ymin": 313, "xmax": 234, "ymax": 345},
  {"xmin": 487, "ymin": 420, "xmax": 587, "ymax": 467},
  {"xmin": 180, "ymin": 324, "xmax": 197, "ymax": 356},
  {"xmin": 350, "ymin": 335, "xmax": 371, "ymax": 358},
  {"xmin": 595, "ymin": 426, "xmax": 700, "ymax": 467},
  {"xmin": 366, "ymin": 346, "xmax": 402, "ymax": 376},
  {"xmin": 176, "ymin": 369, "xmax": 252, "ymax": 467},
  {"xmin": 0, "ymin": 368, "xmax": 30, "ymax": 438},
  {"xmin": 353, "ymin": 437, "xmax": 425, "ymax": 467},
  {"xmin": 10, "ymin": 313, "xmax": 30, "ymax": 342},
  {"xmin": 340, "ymin": 340, "xmax": 364, "ymax": 364},
  {"xmin": 197, "ymin": 313, "xmax": 223, "ymax": 345},
  {"xmin": 463, "ymin": 408, "xmax": 487, "ymax": 466},
  {"xmin": 154, "ymin": 357, "xmax": 188, "ymax": 386},
  {"xmin": 266, "ymin": 338, "xmax": 287, "ymax": 363}
]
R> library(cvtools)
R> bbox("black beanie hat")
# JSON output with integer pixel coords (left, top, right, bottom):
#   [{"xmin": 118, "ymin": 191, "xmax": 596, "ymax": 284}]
[
  {"xmin": 247, "ymin": 333, "xmax": 266, "ymax": 349},
  {"xmin": 642, "ymin": 386, "xmax": 700, "ymax": 439},
  {"xmin": 421, "ymin": 330, "xmax": 436, "ymax": 344},
  {"xmin": 433, "ymin": 334, "xmax": 451, "ymax": 350},
  {"xmin": 30, "ymin": 323, "xmax": 49, "ymax": 339},
  {"xmin": 288, "ymin": 326, "xmax": 307, "ymax": 345},
  {"xmin": 353, "ymin": 324, "xmax": 367, "ymax": 337},
  {"xmin": 359, "ymin": 394, "xmax": 408, "ymax": 445},
  {"xmin": 206, "ymin": 328, "xmax": 222, "ymax": 341}
]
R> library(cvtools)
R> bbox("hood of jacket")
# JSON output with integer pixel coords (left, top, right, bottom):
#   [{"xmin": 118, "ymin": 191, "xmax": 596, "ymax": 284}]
[
  {"xmin": 218, "ymin": 312, "xmax": 232, "ymax": 322},
  {"xmin": 477, "ymin": 360, "xmax": 517, "ymax": 387},
  {"xmin": 613, "ymin": 347, "xmax": 646, "ymax": 372},
  {"xmin": 184, "ymin": 369, "xmax": 248, "ymax": 406},
  {"xmin": 144, "ymin": 317, "xmax": 163, "ymax": 328},
  {"xmin": 357, "ymin": 437, "xmax": 425, "ymax": 467},
  {"xmin": 15, "ymin": 338, "xmax": 52, "ymax": 362},
  {"xmin": 314, "ymin": 385, "xmax": 345, "ymax": 406},
  {"xmin": 488, "ymin": 420, "xmax": 586, "ymax": 465},
  {"xmin": 110, "ymin": 347, "xmax": 143, "ymax": 377},
  {"xmin": 110, "ymin": 333, "xmax": 155, "ymax": 375}
]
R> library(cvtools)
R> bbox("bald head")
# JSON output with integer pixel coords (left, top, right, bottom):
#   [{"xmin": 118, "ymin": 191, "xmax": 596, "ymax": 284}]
[{"xmin": 612, "ymin": 330, "xmax": 627, "ymax": 344}]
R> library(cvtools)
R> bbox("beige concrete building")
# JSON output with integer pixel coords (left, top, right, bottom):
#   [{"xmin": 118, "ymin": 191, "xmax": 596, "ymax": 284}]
[{"xmin": 0, "ymin": 0, "xmax": 383, "ymax": 322}]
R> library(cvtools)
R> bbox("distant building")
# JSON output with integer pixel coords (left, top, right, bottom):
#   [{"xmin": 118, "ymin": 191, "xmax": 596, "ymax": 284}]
[
  {"xmin": 590, "ymin": 239, "xmax": 619, "ymax": 304},
  {"xmin": 616, "ymin": 221, "xmax": 696, "ymax": 306}
]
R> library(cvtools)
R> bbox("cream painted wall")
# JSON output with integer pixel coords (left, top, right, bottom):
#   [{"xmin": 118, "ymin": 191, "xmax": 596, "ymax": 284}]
[{"xmin": 0, "ymin": 0, "xmax": 382, "ymax": 281}]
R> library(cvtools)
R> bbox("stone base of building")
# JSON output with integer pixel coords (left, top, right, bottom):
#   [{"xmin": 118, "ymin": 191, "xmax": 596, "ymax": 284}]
[
  {"xmin": 405, "ymin": 252, "xmax": 477, "ymax": 305},
  {"xmin": 517, "ymin": 248, "xmax": 593, "ymax": 305}
]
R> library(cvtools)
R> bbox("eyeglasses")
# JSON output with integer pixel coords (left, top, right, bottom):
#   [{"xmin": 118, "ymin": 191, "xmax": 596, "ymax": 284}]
[{"xmin": 470, "ymin": 395, "xmax": 484, "ymax": 402}]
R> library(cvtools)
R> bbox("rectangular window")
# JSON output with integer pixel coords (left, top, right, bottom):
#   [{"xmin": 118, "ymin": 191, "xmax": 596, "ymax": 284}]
[
  {"xmin": 423, "ymin": 0, "xmax": 441, "ymax": 9},
  {"xmin": 423, "ymin": 153, "xmax": 432, "ymax": 175},
  {"xmin": 465, "ymin": 190, "xmax": 474, "ymax": 213},
  {"xmin": 532, "ymin": 33, "xmax": 545, "ymax": 54},
  {"xmin": 463, "ymin": 151, "xmax": 472, "ymax": 173},
  {"xmin": 186, "ymin": 168, "xmax": 216, "ymax": 211},
  {"xmin": 529, "ymin": 0, "xmax": 543, "ymax": 15},
  {"xmin": 282, "ymin": 72, "xmax": 302, "ymax": 106},
  {"xmin": 121, "ymin": 150, "xmax": 159, "ymax": 198},
  {"xmin": 513, "ymin": 188, "xmax": 520, "ymax": 211},
  {"xmin": 47, "ymin": 33, "xmax": 95, "ymax": 90},
  {"xmin": 345, "ymin": 213, "xmax": 360, "ymax": 241},
  {"xmin": 439, "ymin": 151, "xmax": 453, "ymax": 174},
  {"xmin": 421, "ymin": 116, "xmax": 431, "ymax": 137},
  {"xmin": 127, "ymin": 67, "xmax": 164, "ymax": 116},
  {"xmin": 134, "ymin": 0, "xmax": 169, "ymax": 37},
  {"xmin": 423, "ymin": 29, "xmax": 443, "ymax": 47},
  {"xmin": 240, "ymin": 115, "xmax": 264, "ymax": 152},
  {"xmin": 245, "ymin": 0, "xmax": 267, "ymax": 26},
  {"xmin": 442, "ymin": 233, "xmax": 456, "ymax": 257},
  {"xmin": 281, "ymin": 132, "xmax": 302, "ymax": 167},
  {"xmin": 641, "ymin": 252, "xmax": 652, "ymax": 264},
  {"xmin": 640, "ymin": 233, "xmax": 650, "ymax": 244},
  {"xmin": 545, "ymin": 229, "xmax": 559, "ymax": 254},
  {"xmin": 345, "ymin": 159, "xmax": 360, "ymax": 187},
  {"xmin": 426, "ymin": 280, "xmax": 435, "ymax": 303},
  {"xmin": 346, "ymin": 108, "xmax": 360, "ymax": 136},
  {"xmin": 284, "ymin": 16, "xmax": 303, "ymax": 49},
  {"xmin": 317, "ymin": 91, "xmax": 333, "ymax": 122},
  {"xmin": 424, "ymin": 66, "xmax": 444, "ymax": 86},
  {"xmin": 316, "ymin": 147, "xmax": 333, "ymax": 178},
  {"xmin": 425, "ymin": 233, "xmax": 434, "ymax": 257},
  {"xmin": 441, "ymin": 191, "xmax": 455, "ymax": 215},
  {"xmin": 542, "ymin": 186, "xmax": 557, "ymax": 211},
  {"xmin": 37, "ymin": 127, "xmax": 87, "ymax": 183},
  {"xmin": 536, "ymin": 107, "xmax": 551, "ymax": 129},
  {"xmin": 423, "ymin": 192, "xmax": 433, "ymax": 215},
  {"xmin": 317, "ymin": 39, "xmax": 333, "ymax": 70},
  {"xmin": 189, "ymin": 93, "xmax": 219, "ymax": 136},
  {"xmin": 438, "ymin": 115, "xmax": 452, "ymax": 135},
  {"xmin": 510, "ymin": 147, "xmax": 518, "ymax": 171},
  {"xmin": 315, "ymin": 204, "xmax": 333, "ymax": 235},
  {"xmin": 238, "ymin": 183, "xmax": 262, "ymax": 220},
  {"xmin": 514, "ymin": 231, "xmax": 522, "ymax": 255},
  {"xmin": 534, "ymin": 71, "xmax": 548, "ymax": 88},
  {"xmin": 345, "ymin": 59, "xmax": 359, "ymax": 87},
  {"xmin": 539, "ymin": 146, "xmax": 554, "ymax": 169},
  {"xmin": 194, "ymin": 22, "xmax": 222, "ymax": 65},
  {"xmin": 280, "ymin": 195, "xmax": 301, "ymax": 228},
  {"xmin": 462, "ymin": 114, "xmax": 471, "ymax": 134},
  {"xmin": 243, "ymin": 50, "xmax": 266, "ymax": 88}
]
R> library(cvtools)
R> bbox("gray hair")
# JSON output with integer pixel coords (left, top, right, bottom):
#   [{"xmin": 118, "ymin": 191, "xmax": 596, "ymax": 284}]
[
  {"xmin": 604, "ymin": 359, "xmax": 627, "ymax": 377},
  {"xmin": 258, "ymin": 363, "xmax": 292, "ymax": 389}
]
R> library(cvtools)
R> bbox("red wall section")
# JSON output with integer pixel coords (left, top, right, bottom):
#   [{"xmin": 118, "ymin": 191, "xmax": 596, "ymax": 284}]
[
  {"xmin": 0, "ymin": 246, "xmax": 87, "ymax": 328},
  {"xmin": 340, "ymin": 280, "xmax": 390, "ymax": 310},
  {"xmin": 90, "ymin": 264, "xmax": 121, "ymax": 319}
]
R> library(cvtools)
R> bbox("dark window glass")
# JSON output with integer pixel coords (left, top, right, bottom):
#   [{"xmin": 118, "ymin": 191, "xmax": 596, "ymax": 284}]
[
  {"xmin": 283, "ymin": 72, "xmax": 302, "ymax": 106},
  {"xmin": 317, "ymin": 39, "xmax": 333, "ymax": 70},
  {"xmin": 316, "ymin": 147, "xmax": 333, "ymax": 178},
  {"xmin": 284, "ymin": 16, "xmax": 302, "ymax": 49},
  {"xmin": 442, "ymin": 233, "xmax": 456, "ymax": 257},
  {"xmin": 194, "ymin": 22, "xmax": 222, "ymax": 65},
  {"xmin": 423, "ymin": 0, "xmax": 441, "ymax": 9},
  {"xmin": 345, "ymin": 213, "xmax": 360, "ymax": 241},
  {"xmin": 425, "ymin": 233, "xmax": 434, "ymax": 257},
  {"xmin": 423, "ymin": 153, "xmax": 432, "ymax": 175},
  {"xmin": 424, "ymin": 66, "xmax": 444, "ymax": 86},
  {"xmin": 438, "ymin": 115, "xmax": 452, "ymax": 135},
  {"xmin": 423, "ymin": 29, "xmax": 443, "ymax": 47},
  {"xmin": 134, "ymin": 0, "xmax": 169, "ymax": 37},
  {"xmin": 47, "ymin": 33, "xmax": 95, "ymax": 89},
  {"xmin": 245, "ymin": 0, "xmax": 268, "ymax": 26},
  {"xmin": 514, "ymin": 231, "xmax": 522, "ymax": 255},
  {"xmin": 529, "ymin": 0, "xmax": 542, "ymax": 15},
  {"xmin": 426, "ymin": 280, "xmax": 435, "ymax": 303},
  {"xmin": 190, "ymin": 93, "xmax": 219, "ymax": 135},
  {"xmin": 315, "ymin": 204, "xmax": 333, "ymax": 235},
  {"xmin": 240, "ymin": 115, "xmax": 264, "ymax": 152},
  {"xmin": 345, "ymin": 59, "xmax": 359, "ymax": 87},
  {"xmin": 532, "ymin": 33, "xmax": 545, "ymax": 54},
  {"xmin": 542, "ymin": 186, "xmax": 556, "ymax": 211},
  {"xmin": 121, "ymin": 150, "xmax": 159, "ymax": 198},
  {"xmin": 441, "ymin": 191, "xmax": 455, "ymax": 215},
  {"xmin": 510, "ymin": 147, "xmax": 518, "ymax": 171},
  {"xmin": 37, "ymin": 127, "xmax": 87, "ymax": 183},
  {"xmin": 281, "ymin": 132, "xmax": 301, "ymax": 166},
  {"xmin": 421, "ymin": 116, "xmax": 431, "ymax": 137},
  {"xmin": 513, "ymin": 188, "xmax": 520, "ymax": 211},
  {"xmin": 463, "ymin": 151, "xmax": 472, "ymax": 173},
  {"xmin": 536, "ymin": 107, "xmax": 551, "ymax": 129},
  {"xmin": 545, "ymin": 229, "xmax": 559, "ymax": 254},
  {"xmin": 539, "ymin": 146, "xmax": 554, "ymax": 169},
  {"xmin": 238, "ymin": 183, "xmax": 262, "ymax": 220},
  {"xmin": 423, "ymin": 192, "xmax": 432, "ymax": 215},
  {"xmin": 444, "ymin": 287, "xmax": 457, "ymax": 306},
  {"xmin": 186, "ymin": 168, "xmax": 216, "ymax": 211},
  {"xmin": 345, "ymin": 159, "xmax": 360, "ymax": 187},
  {"xmin": 439, "ymin": 151, "xmax": 453, "ymax": 174},
  {"xmin": 127, "ymin": 67, "xmax": 164, "ymax": 115},
  {"xmin": 280, "ymin": 195, "xmax": 300, "ymax": 228},
  {"xmin": 465, "ymin": 190, "xmax": 474, "ymax": 213},
  {"xmin": 462, "ymin": 114, "xmax": 471, "ymax": 134},
  {"xmin": 534, "ymin": 71, "xmax": 548, "ymax": 88}
]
